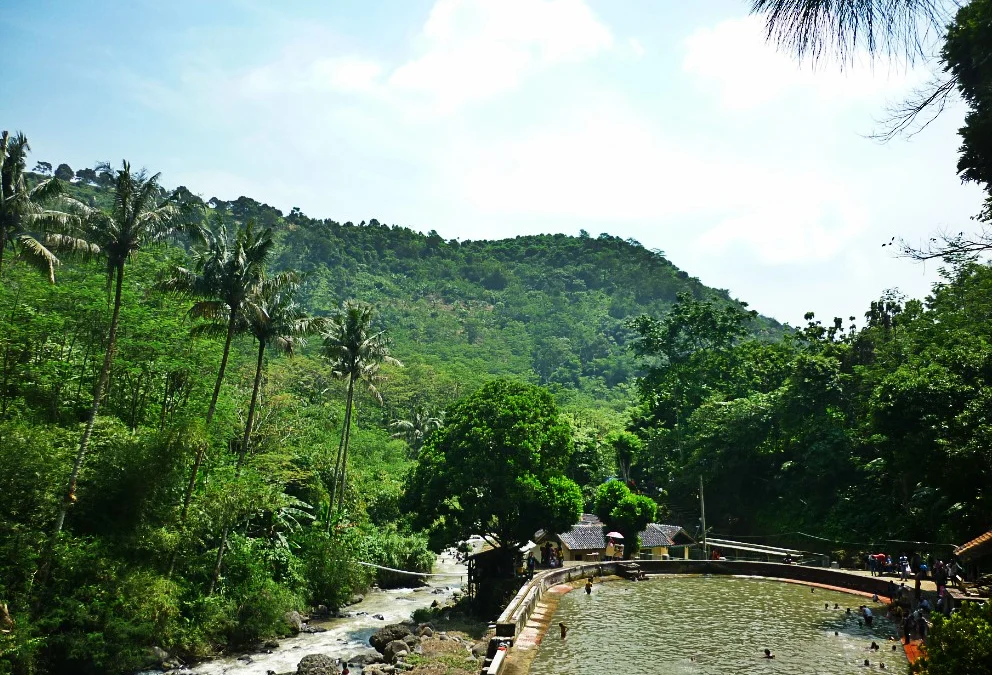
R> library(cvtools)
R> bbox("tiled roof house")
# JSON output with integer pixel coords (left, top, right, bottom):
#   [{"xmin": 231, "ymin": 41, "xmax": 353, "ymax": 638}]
[{"xmin": 537, "ymin": 515, "xmax": 695, "ymax": 562}]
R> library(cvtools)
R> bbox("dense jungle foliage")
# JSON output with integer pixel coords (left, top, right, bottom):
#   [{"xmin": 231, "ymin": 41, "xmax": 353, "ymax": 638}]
[
  {"xmin": 3, "ymin": 133, "xmax": 992, "ymax": 675},
  {"xmin": 0, "ymin": 149, "xmax": 779, "ymax": 674}
]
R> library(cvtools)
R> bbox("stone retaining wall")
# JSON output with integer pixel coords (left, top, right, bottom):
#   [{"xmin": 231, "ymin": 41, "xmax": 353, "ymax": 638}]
[{"xmin": 495, "ymin": 563, "xmax": 617, "ymax": 638}]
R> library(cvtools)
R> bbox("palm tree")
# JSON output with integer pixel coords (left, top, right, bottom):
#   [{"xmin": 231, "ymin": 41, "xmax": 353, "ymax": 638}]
[
  {"xmin": 0, "ymin": 131, "xmax": 92, "ymax": 282},
  {"xmin": 208, "ymin": 276, "xmax": 322, "ymax": 594},
  {"xmin": 160, "ymin": 217, "xmax": 277, "ymax": 523},
  {"xmin": 390, "ymin": 407, "xmax": 443, "ymax": 456},
  {"xmin": 50, "ymin": 161, "xmax": 178, "ymax": 541},
  {"xmin": 321, "ymin": 301, "xmax": 401, "ymax": 512}
]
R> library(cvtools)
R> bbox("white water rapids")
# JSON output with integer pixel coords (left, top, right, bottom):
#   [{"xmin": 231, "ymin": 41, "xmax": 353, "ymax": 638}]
[{"xmin": 154, "ymin": 553, "xmax": 467, "ymax": 675}]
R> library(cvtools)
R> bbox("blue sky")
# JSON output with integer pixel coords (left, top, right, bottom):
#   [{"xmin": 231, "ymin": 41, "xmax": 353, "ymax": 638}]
[{"xmin": 2, "ymin": 0, "xmax": 984, "ymax": 325}]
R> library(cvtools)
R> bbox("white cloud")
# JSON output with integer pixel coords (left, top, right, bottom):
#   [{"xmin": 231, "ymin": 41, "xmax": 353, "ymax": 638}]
[
  {"xmin": 692, "ymin": 194, "xmax": 867, "ymax": 265},
  {"xmin": 233, "ymin": 0, "xmax": 613, "ymax": 114},
  {"xmin": 627, "ymin": 37, "xmax": 646, "ymax": 59},
  {"xmin": 115, "ymin": 1, "xmax": 985, "ymax": 325},
  {"xmin": 682, "ymin": 15, "xmax": 927, "ymax": 109}
]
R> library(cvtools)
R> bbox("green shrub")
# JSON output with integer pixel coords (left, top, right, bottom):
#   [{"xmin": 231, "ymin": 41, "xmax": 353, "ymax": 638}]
[
  {"xmin": 297, "ymin": 527, "xmax": 372, "ymax": 609},
  {"xmin": 911, "ymin": 601, "xmax": 992, "ymax": 675},
  {"xmin": 360, "ymin": 524, "xmax": 434, "ymax": 588}
]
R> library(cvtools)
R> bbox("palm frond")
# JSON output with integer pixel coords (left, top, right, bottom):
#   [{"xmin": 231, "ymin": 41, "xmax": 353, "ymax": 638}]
[
  {"xmin": 751, "ymin": 0, "xmax": 949, "ymax": 64},
  {"xmin": 189, "ymin": 300, "xmax": 231, "ymax": 321},
  {"xmin": 16, "ymin": 234, "xmax": 59, "ymax": 283},
  {"xmin": 45, "ymin": 233, "xmax": 100, "ymax": 257},
  {"xmin": 23, "ymin": 209, "xmax": 82, "ymax": 232},
  {"xmin": 159, "ymin": 266, "xmax": 204, "ymax": 296},
  {"xmin": 27, "ymin": 177, "xmax": 66, "ymax": 203}
]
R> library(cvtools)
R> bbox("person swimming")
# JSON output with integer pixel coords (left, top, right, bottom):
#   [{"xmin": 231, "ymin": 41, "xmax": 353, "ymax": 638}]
[
  {"xmin": 763, "ymin": 649, "xmax": 775, "ymax": 659},
  {"xmin": 863, "ymin": 659, "xmax": 871, "ymax": 667},
  {"xmin": 834, "ymin": 603, "xmax": 840, "ymax": 609},
  {"xmin": 870, "ymin": 641, "xmax": 880, "ymax": 651},
  {"xmin": 559, "ymin": 622, "xmax": 568, "ymax": 640}
]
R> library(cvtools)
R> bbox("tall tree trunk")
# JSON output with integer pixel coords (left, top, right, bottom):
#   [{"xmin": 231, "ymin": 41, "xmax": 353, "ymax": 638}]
[
  {"xmin": 208, "ymin": 339, "xmax": 265, "ymax": 596},
  {"xmin": 0, "ymin": 231, "xmax": 6, "ymax": 278},
  {"xmin": 177, "ymin": 307, "xmax": 238, "ymax": 523},
  {"xmin": 328, "ymin": 382, "xmax": 350, "ymax": 521},
  {"xmin": 50, "ymin": 263, "xmax": 125, "ymax": 541},
  {"xmin": 327, "ymin": 427, "xmax": 345, "ymax": 531},
  {"xmin": 206, "ymin": 307, "xmax": 238, "ymax": 425},
  {"xmin": 336, "ymin": 376, "xmax": 357, "ymax": 512}
]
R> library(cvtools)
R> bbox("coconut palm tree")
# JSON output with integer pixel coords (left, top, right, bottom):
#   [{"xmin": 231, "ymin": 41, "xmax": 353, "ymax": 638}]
[
  {"xmin": 160, "ymin": 217, "xmax": 278, "ymax": 523},
  {"xmin": 321, "ymin": 301, "xmax": 401, "ymax": 512},
  {"xmin": 208, "ymin": 276, "xmax": 322, "ymax": 594},
  {"xmin": 0, "ymin": 131, "xmax": 92, "ymax": 282},
  {"xmin": 50, "ymin": 161, "xmax": 178, "ymax": 541},
  {"xmin": 390, "ymin": 407, "xmax": 443, "ymax": 456}
]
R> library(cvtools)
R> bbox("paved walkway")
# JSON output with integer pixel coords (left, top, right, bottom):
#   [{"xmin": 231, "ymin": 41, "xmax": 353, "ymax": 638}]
[{"xmin": 844, "ymin": 568, "xmax": 940, "ymax": 592}]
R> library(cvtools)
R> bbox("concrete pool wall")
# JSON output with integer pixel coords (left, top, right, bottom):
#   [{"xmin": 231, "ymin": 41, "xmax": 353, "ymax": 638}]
[
  {"xmin": 496, "ymin": 560, "xmax": 900, "ymax": 639},
  {"xmin": 485, "ymin": 560, "xmax": 920, "ymax": 674}
]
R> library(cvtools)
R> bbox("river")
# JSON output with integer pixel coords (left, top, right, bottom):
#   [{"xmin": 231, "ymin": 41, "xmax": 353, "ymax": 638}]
[
  {"xmin": 530, "ymin": 575, "xmax": 909, "ymax": 675},
  {"xmin": 164, "ymin": 554, "xmax": 466, "ymax": 675}
]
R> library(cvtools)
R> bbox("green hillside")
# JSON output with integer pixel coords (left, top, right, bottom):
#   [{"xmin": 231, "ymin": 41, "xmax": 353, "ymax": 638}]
[
  {"xmin": 66, "ymin": 177, "xmax": 782, "ymax": 418},
  {"xmin": 4, "ymin": 147, "xmax": 992, "ymax": 675}
]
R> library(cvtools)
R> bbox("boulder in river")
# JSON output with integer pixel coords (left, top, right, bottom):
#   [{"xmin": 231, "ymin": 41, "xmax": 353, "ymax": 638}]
[
  {"xmin": 283, "ymin": 610, "xmax": 304, "ymax": 634},
  {"xmin": 296, "ymin": 653, "xmax": 338, "ymax": 675},
  {"xmin": 147, "ymin": 645, "xmax": 169, "ymax": 666},
  {"xmin": 346, "ymin": 652, "xmax": 383, "ymax": 667},
  {"xmin": 383, "ymin": 640, "xmax": 409, "ymax": 663},
  {"xmin": 370, "ymin": 623, "xmax": 413, "ymax": 651}
]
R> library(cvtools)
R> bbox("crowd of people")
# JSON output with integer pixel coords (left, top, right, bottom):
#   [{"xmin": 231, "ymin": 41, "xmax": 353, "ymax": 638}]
[{"xmin": 866, "ymin": 552, "xmax": 962, "ymax": 591}]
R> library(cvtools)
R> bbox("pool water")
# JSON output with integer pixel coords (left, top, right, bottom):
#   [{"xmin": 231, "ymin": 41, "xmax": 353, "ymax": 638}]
[{"xmin": 530, "ymin": 575, "xmax": 908, "ymax": 674}]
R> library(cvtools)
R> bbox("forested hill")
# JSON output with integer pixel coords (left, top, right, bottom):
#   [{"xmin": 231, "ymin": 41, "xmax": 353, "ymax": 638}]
[{"xmin": 66, "ymin": 179, "xmax": 783, "ymax": 412}]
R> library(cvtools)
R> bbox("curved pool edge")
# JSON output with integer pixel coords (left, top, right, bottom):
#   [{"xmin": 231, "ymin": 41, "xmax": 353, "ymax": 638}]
[{"xmin": 489, "ymin": 561, "xmax": 934, "ymax": 675}]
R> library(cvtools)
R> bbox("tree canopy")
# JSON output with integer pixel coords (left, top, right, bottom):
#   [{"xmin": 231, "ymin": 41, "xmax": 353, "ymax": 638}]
[{"xmin": 405, "ymin": 379, "xmax": 583, "ymax": 554}]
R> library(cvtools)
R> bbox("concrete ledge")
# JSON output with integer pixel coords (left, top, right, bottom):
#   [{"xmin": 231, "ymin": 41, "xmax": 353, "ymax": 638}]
[
  {"xmin": 484, "ymin": 560, "xmax": 913, "ymax": 674},
  {"xmin": 495, "ymin": 563, "xmax": 616, "ymax": 638},
  {"xmin": 635, "ymin": 560, "xmax": 897, "ymax": 596}
]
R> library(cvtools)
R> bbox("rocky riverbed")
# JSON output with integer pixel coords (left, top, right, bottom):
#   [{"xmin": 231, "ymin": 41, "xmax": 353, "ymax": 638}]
[{"xmin": 143, "ymin": 553, "xmax": 468, "ymax": 675}]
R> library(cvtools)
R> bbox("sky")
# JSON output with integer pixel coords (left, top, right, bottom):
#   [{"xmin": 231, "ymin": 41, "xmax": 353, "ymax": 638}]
[{"xmin": 1, "ymin": 0, "xmax": 985, "ymax": 325}]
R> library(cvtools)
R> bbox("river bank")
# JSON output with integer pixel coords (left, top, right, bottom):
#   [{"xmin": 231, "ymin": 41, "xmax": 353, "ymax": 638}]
[{"xmin": 147, "ymin": 554, "xmax": 467, "ymax": 675}]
